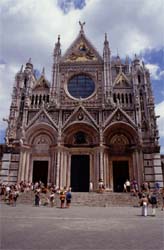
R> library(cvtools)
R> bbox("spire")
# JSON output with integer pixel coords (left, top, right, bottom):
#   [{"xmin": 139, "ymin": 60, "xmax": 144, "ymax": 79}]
[
  {"xmin": 28, "ymin": 58, "xmax": 32, "ymax": 64},
  {"xmin": 104, "ymin": 33, "xmax": 109, "ymax": 46},
  {"xmin": 125, "ymin": 56, "xmax": 129, "ymax": 65},
  {"xmin": 25, "ymin": 58, "xmax": 33, "ymax": 71},
  {"xmin": 20, "ymin": 65, "xmax": 24, "ymax": 73},
  {"xmin": 79, "ymin": 21, "xmax": 85, "ymax": 34},
  {"xmin": 116, "ymin": 54, "xmax": 121, "ymax": 65},
  {"xmin": 103, "ymin": 32, "xmax": 111, "ymax": 94},
  {"xmin": 133, "ymin": 53, "xmax": 140, "ymax": 66},
  {"xmin": 57, "ymin": 35, "xmax": 60, "ymax": 44},
  {"xmin": 103, "ymin": 32, "xmax": 110, "ymax": 58},
  {"xmin": 41, "ymin": 67, "xmax": 45, "ymax": 76},
  {"xmin": 105, "ymin": 32, "xmax": 107, "ymax": 41},
  {"xmin": 54, "ymin": 35, "xmax": 61, "ymax": 57}
]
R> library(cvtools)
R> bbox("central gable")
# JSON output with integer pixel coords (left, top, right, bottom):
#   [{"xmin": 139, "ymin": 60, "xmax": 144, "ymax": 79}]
[{"xmin": 61, "ymin": 32, "xmax": 103, "ymax": 63}]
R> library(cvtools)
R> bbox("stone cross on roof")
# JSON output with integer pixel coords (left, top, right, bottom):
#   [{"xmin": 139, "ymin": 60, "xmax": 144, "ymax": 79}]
[{"xmin": 79, "ymin": 21, "xmax": 85, "ymax": 33}]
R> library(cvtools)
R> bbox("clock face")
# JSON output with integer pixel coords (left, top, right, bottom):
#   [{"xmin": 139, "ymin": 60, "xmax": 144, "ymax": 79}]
[{"xmin": 67, "ymin": 74, "xmax": 95, "ymax": 99}]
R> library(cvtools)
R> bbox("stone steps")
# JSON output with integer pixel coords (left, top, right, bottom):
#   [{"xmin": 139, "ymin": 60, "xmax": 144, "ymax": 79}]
[{"xmin": 16, "ymin": 191, "xmax": 139, "ymax": 207}]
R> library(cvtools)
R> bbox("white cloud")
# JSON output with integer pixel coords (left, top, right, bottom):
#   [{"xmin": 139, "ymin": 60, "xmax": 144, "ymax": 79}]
[
  {"xmin": 145, "ymin": 63, "xmax": 164, "ymax": 80},
  {"xmin": 155, "ymin": 101, "xmax": 164, "ymax": 154},
  {"xmin": 146, "ymin": 64, "xmax": 160, "ymax": 80},
  {"xmin": 155, "ymin": 101, "xmax": 164, "ymax": 137}
]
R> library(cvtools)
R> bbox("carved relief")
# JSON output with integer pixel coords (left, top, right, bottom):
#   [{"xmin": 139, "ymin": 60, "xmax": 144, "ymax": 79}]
[
  {"xmin": 33, "ymin": 134, "xmax": 50, "ymax": 145},
  {"xmin": 48, "ymin": 111, "xmax": 59, "ymax": 124},
  {"xmin": 65, "ymin": 40, "xmax": 97, "ymax": 62},
  {"xmin": 110, "ymin": 134, "xmax": 129, "ymax": 145}
]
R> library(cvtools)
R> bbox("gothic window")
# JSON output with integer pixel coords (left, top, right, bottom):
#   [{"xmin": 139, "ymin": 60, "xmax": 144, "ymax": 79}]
[
  {"xmin": 67, "ymin": 74, "xmax": 95, "ymax": 99},
  {"xmin": 31, "ymin": 95, "xmax": 34, "ymax": 105},
  {"xmin": 138, "ymin": 75, "xmax": 141, "ymax": 83},
  {"xmin": 113, "ymin": 93, "xmax": 117, "ymax": 103},
  {"xmin": 20, "ymin": 94, "xmax": 25, "ymax": 111},
  {"xmin": 39, "ymin": 95, "xmax": 42, "ymax": 105},
  {"xmin": 43, "ymin": 95, "xmax": 46, "ymax": 102},
  {"xmin": 35, "ymin": 95, "xmax": 38, "ymax": 105},
  {"xmin": 74, "ymin": 131, "xmax": 87, "ymax": 144},
  {"xmin": 24, "ymin": 78, "xmax": 27, "ymax": 88},
  {"xmin": 121, "ymin": 94, "xmax": 124, "ymax": 104},
  {"xmin": 125, "ymin": 93, "xmax": 128, "ymax": 104},
  {"xmin": 117, "ymin": 93, "xmax": 120, "ymax": 102},
  {"xmin": 129, "ymin": 93, "xmax": 132, "ymax": 104}
]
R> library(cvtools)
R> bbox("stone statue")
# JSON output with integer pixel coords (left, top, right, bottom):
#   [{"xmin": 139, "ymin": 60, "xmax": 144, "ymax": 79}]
[{"xmin": 79, "ymin": 21, "xmax": 85, "ymax": 32}]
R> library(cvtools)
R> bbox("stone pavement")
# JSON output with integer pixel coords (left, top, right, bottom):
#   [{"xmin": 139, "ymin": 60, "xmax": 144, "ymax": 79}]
[{"xmin": 0, "ymin": 204, "xmax": 163, "ymax": 250}]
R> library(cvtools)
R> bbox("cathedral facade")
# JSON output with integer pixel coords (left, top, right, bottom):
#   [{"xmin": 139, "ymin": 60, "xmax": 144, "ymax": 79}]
[{"xmin": 0, "ymin": 24, "xmax": 163, "ymax": 191}]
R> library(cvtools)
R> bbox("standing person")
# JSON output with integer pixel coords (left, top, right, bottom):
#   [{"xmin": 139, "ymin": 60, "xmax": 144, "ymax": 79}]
[
  {"xmin": 149, "ymin": 192, "xmax": 157, "ymax": 216},
  {"xmin": 154, "ymin": 182, "xmax": 160, "ymax": 193},
  {"xmin": 13, "ymin": 190, "xmax": 19, "ymax": 206},
  {"xmin": 140, "ymin": 194, "xmax": 148, "ymax": 217},
  {"xmin": 125, "ymin": 179, "xmax": 131, "ymax": 192},
  {"xmin": 49, "ymin": 191, "xmax": 55, "ymax": 207},
  {"xmin": 8, "ymin": 191, "xmax": 13, "ymax": 206},
  {"xmin": 98, "ymin": 179, "xmax": 104, "ymax": 192},
  {"xmin": 66, "ymin": 189, "xmax": 72, "ymax": 208},
  {"xmin": 89, "ymin": 181, "xmax": 93, "ymax": 192},
  {"xmin": 161, "ymin": 188, "xmax": 164, "ymax": 211},
  {"xmin": 59, "ymin": 190, "xmax": 66, "ymax": 208},
  {"xmin": 34, "ymin": 191, "xmax": 40, "ymax": 206}
]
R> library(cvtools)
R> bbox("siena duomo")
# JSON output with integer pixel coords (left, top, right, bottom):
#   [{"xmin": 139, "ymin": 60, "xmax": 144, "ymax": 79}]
[{"xmin": 0, "ymin": 23, "xmax": 163, "ymax": 191}]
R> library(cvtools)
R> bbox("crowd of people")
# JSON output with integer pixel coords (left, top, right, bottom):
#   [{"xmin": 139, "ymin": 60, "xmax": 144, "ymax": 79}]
[
  {"xmin": 0, "ymin": 181, "xmax": 72, "ymax": 208},
  {"xmin": 0, "ymin": 180, "xmax": 164, "ymax": 215}
]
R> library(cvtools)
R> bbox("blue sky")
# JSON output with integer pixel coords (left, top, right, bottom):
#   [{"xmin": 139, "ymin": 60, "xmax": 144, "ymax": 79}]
[{"xmin": 0, "ymin": 0, "xmax": 164, "ymax": 152}]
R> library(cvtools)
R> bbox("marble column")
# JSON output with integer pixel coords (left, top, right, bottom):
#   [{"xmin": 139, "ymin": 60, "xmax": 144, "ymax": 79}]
[
  {"xmin": 56, "ymin": 150, "xmax": 60, "ymax": 188},
  {"xmin": 66, "ymin": 153, "xmax": 71, "ymax": 188},
  {"xmin": 99, "ymin": 148, "xmax": 104, "ymax": 181},
  {"xmin": 18, "ymin": 151, "xmax": 24, "ymax": 182},
  {"xmin": 24, "ymin": 152, "xmax": 30, "ymax": 182},
  {"xmin": 21, "ymin": 151, "xmax": 27, "ymax": 181},
  {"xmin": 60, "ymin": 150, "xmax": 64, "ymax": 189}
]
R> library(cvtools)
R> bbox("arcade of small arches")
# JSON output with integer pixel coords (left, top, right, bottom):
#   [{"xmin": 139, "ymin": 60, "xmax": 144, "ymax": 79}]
[
  {"xmin": 18, "ymin": 122, "xmax": 143, "ymax": 192},
  {"xmin": 113, "ymin": 93, "xmax": 133, "ymax": 105},
  {"xmin": 31, "ymin": 94, "xmax": 50, "ymax": 107}
]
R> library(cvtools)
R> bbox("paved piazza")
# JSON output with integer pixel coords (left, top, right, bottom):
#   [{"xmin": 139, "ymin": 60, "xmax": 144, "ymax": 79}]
[{"xmin": 0, "ymin": 204, "xmax": 163, "ymax": 250}]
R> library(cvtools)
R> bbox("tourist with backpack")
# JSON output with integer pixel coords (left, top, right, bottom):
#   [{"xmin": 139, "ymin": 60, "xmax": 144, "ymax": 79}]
[
  {"xmin": 149, "ymin": 192, "xmax": 157, "ymax": 216},
  {"xmin": 66, "ymin": 188, "xmax": 72, "ymax": 208},
  {"xmin": 59, "ymin": 190, "xmax": 66, "ymax": 208}
]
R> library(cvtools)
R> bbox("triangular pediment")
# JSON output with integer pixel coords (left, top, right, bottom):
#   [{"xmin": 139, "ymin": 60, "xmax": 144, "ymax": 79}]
[
  {"xmin": 33, "ymin": 75, "xmax": 50, "ymax": 91},
  {"xmin": 62, "ymin": 105, "xmax": 99, "ymax": 131},
  {"xmin": 61, "ymin": 32, "xmax": 103, "ymax": 63},
  {"xmin": 26, "ymin": 108, "xmax": 57, "ymax": 130},
  {"xmin": 114, "ymin": 72, "xmax": 131, "ymax": 87},
  {"xmin": 104, "ymin": 107, "xmax": 137, "ymax": 129}
]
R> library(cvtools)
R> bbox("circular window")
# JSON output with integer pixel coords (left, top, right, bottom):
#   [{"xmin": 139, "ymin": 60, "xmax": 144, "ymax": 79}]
[{"xmin": 67, "ymin": 74, "xmax": 95, "ymax": 99}]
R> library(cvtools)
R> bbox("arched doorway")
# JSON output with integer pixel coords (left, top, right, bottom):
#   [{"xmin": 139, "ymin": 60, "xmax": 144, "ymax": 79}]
[
  {"xmin": 104, "ymin": 122, "xmax": 139, "ymax": 192},
  {"xmin": 71, "ymin": 155, "xmax": 90, "ymax": 192},
  {"xmin": 25, "ymin": 124, "xmax": 57, "ymax": 184},
  {"xmin": 113, "ymin": 160, "xmax": 129, "ymax": 192},
  {"xmin": 33, "ymin": 160, "xmax": 48, "ymax": 185},
  {"xmin": 63, "ymin": 123, "xmax": 99, "ymax": 192}
]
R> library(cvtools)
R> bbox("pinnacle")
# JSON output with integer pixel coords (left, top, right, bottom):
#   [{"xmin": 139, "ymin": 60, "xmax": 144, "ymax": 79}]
[
  {"xmin": 42, "ymin": 67, "xmax": 45, "ymax": 75},
  {"xmin": 28, "ymin": 58, "xmax": 32, "ymax": 64}
]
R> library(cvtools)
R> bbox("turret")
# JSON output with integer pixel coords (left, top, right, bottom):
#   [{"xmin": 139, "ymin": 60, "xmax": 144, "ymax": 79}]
[
  {"xmin": 51, "ymin": 35, "xmax": 61, "ymax": 97},
  {"xmin": 132, "ymin": 54, "xmax": 140, "ymax": 70},
  {"xmin": 103, "ymin": 33, "xmax": 112, "ymax": 99}
]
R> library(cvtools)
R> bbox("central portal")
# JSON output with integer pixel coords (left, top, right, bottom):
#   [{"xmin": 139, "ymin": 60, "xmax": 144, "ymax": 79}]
[
  {"xmin": 33, "ymin": 161, "xmax": 48, "ymax": 186},
  {"xmin": 71, "ymin": 155, "xmax": 89, "ymax": 192},
  {"xmin": 113, "ymin": 161, "xmax": 129, "ymax": 192}
]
